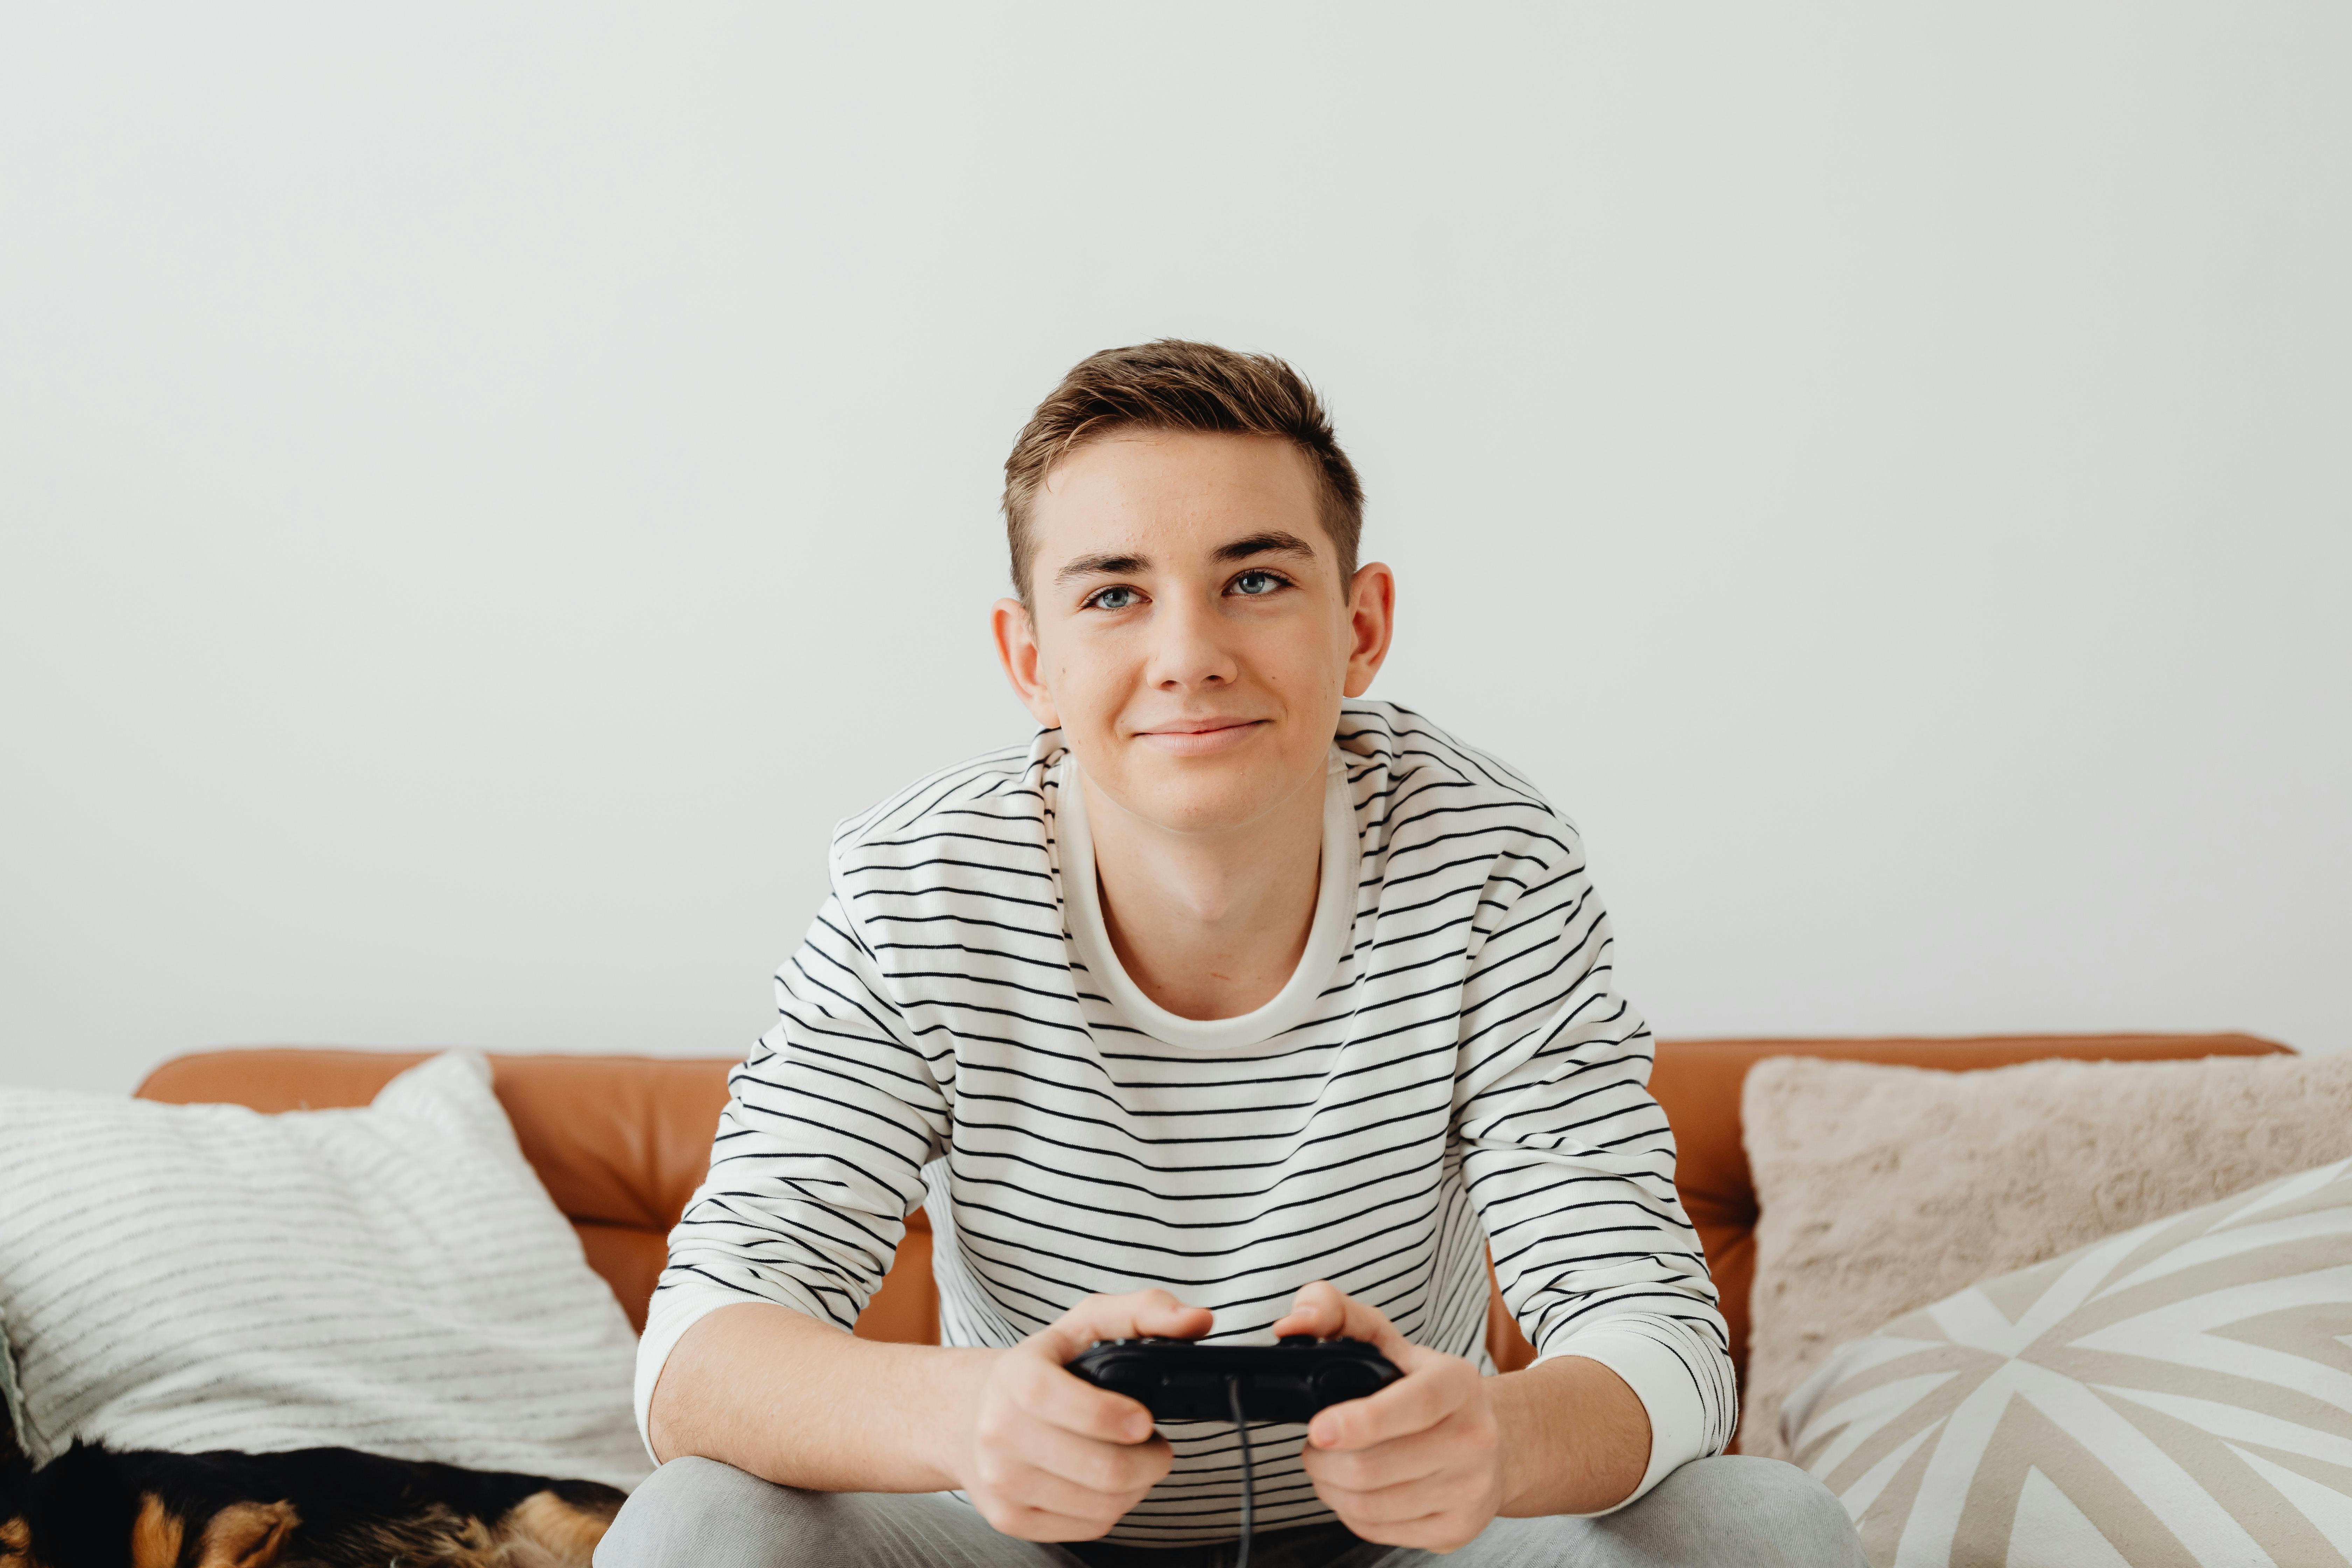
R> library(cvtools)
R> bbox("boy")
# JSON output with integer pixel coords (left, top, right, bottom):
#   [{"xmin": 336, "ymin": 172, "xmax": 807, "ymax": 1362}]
[{"xmin": 598, "ymin": 343, "xmax": 1862, "ymax": 1566}]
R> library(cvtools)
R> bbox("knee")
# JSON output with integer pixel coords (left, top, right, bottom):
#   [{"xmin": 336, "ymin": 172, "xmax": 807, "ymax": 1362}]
[
  {"xmin": 594, "ymin": 1457, "xmax": 831, "ymax": 1568},
  {"xmin": 1633, "ymin": 1456, "xmax": 1865, "ymax": 1568}
]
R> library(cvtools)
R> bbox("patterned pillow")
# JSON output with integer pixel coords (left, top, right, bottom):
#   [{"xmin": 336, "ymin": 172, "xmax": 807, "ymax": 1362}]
[{"xmin": 1780, "ymin": 1156, "xmax": 2352, "ymax": 1567}]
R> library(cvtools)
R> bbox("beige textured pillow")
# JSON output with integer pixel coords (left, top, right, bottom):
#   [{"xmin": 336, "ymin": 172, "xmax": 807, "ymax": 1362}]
[
  {"xmin": 1737, "ymin": 1051, "xmax": 2352, "ymax": 1460},
  {"xmin": 1780, "ymin": 1156, "xmax": 2352, "ymax": 1566}
]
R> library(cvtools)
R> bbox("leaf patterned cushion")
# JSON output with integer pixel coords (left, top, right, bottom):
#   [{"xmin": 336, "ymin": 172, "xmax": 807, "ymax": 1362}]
[{"xmin": 1780, "ymin": 1156, "xmax": 2352, "ymax": 1567}]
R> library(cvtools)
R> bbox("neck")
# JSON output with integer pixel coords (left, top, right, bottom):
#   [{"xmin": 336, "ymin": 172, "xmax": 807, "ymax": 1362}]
[{"xmin": 1081, "ymin": 763, "xmax": 1326, "ymax": 1022}]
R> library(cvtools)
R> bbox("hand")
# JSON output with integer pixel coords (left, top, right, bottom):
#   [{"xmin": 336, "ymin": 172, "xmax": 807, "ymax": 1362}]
[
  {"xmin": 1274, "ymin": 1280, "xmax": 1504, "ymax": 1552},
  {"xmin": 953, "ymin": 1289, "xmax": 1213, "ymax": 1541}
]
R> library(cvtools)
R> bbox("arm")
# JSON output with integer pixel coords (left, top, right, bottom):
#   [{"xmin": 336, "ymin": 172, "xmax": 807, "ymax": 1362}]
[
  {"xmin": 649, "ymin": 1302, "xmax": 991, "ymax": 1488},
  {"xmin": 650, "ymin": 1292, "xmax": 1217, "ymax": 1538},
  {"xmin": 1452, "ymin": 829, "xmax": 1734, "ymax": 1497},
  {"xmin": 1486, "ymin": 1352, "xmax": 1653, "ymax": 1513},
  {"xmin": 642, "ymin": 895, "xmax": 1209, "ymax": 1540},
  {"xmin": 1274, "ymin": 1282, "xmax": 1650, "ymax": 1549},
  {"xmin": 1286, "ymin": 825, "xmax": 1732, "ymax": 1548},
  {"xmin": 637, "ymin": 893, "xmax": 948, "ymax": 1442}
]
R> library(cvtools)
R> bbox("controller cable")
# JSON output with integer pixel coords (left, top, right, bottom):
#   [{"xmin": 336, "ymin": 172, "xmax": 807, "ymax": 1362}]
[{"xmin": 1225, "ymin": 1374, "xmax": 1254, "ymax": 1568}]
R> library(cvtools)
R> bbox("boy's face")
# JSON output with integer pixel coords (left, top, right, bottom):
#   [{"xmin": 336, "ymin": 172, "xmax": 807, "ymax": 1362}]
[{"xmin": 993, "ymin": 430, "xmax": 1394, "ymax": 838}]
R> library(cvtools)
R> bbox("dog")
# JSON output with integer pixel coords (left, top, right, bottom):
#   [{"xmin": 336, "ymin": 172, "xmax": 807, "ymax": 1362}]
[{"xmin": 0, "ymin": 1437, "xmax": 624, "ymax": 1568}]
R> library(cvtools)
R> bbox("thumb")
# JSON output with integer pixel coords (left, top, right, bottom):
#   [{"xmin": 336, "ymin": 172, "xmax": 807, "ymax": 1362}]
[{"xmin": 1029, "ymin": 1289, "xmax": 1215, "ymax": 1365}]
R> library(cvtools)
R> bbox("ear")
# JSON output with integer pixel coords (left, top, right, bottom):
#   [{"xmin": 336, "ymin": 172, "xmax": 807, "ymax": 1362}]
[
  {"xmin": 990, "ymin": 596, "xmax": 1062, "ymax": 729},
  {"xmin": 0, "ymin": 1513, "xmax": 29, "ymax": 1568},
  {"xmin": 194, "ymin": 1500, "xmax": 297, "ymax": 1568},
  {"xmin": 1340, "ymin": 561, "xmax": 1396, "ymax": 699}
]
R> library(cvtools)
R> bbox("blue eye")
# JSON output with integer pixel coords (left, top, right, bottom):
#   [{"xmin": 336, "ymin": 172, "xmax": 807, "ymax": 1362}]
[
  {"xmin": 1085, "ymin": 585, "xmax": 1141, "ymax": 611},
  {"xmin": 1231, "ymin": 569, "xmax": 1286, "ymax": 596}
]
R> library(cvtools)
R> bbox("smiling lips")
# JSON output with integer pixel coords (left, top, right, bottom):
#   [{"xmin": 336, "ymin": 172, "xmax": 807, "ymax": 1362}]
[{"xmin": 1133, "ymin": 718, "xmax": 1269, "ymax": 757}]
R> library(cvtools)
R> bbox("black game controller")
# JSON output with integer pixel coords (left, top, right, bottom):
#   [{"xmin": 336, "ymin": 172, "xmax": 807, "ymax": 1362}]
[{"xmin": 1067, "ymin": 1335, "xmax": 1402, "ymax": 1424}]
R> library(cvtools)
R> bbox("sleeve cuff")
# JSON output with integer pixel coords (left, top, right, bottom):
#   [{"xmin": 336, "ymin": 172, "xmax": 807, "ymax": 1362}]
[{"xmin": 1536, "ymin": 1327, "xmax": 1711, "ymax": 1514}]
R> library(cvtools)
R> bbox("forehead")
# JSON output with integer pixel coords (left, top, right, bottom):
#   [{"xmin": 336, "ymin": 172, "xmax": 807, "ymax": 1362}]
[{"xmin": 1030, "ymin": 430, "xmax": 1329, "ymax": 561}]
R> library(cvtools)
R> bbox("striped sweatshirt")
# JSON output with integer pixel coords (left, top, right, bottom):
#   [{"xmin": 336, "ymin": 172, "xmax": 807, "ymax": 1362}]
[{"xmin": 640, "ymin": 701, "xmax": 1734, "ymax": 1541}]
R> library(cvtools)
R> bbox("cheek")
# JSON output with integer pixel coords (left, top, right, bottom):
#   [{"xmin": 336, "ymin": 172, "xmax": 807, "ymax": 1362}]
[
  {"xmin": 1048, "ymin": 654, "xmax": 1129, "ymax": 734},
  {"xmin": 1264, "ymin": 619, "xmax": 1346, "ymax": 696}
]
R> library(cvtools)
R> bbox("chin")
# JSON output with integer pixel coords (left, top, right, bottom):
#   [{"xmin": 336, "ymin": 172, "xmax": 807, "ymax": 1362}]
[
  {"xmin": 1142, "ymin": 791, "xmax": 1281, "ymax": 836},
  {"xmin": 1111, "ymin": 763, "xmax": 1302, "ymax": 836}
]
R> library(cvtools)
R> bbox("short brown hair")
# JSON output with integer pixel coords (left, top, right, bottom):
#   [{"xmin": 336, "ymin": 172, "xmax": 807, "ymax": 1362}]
[{"xmin": 1002, "ymin": 340, "xmax": 1364, "ymax": 600}]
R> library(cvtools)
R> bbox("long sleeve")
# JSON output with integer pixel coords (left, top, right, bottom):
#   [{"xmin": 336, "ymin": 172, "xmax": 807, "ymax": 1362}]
[
  {"xmin": 632, "ymin": 891, "xmax": 952, "ymax": 1448},
  {"xmin": 1452, "ymin": 821, "xmax": 1736, "ymax": 1508}
]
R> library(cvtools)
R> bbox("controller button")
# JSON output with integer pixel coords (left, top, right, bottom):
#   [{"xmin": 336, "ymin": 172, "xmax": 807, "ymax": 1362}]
[{"xmin": 1276, "ymin": 1334, "xmax": 1319, "ymax": 1348}]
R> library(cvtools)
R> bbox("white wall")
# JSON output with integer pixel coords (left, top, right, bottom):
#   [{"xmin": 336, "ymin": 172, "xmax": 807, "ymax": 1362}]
[{"xmin": 3, "ymin": 4, "xmax": 2346, "ymax": 1095}]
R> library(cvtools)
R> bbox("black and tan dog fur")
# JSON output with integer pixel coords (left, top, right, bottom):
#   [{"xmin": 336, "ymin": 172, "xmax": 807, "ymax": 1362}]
[{"xmin": 0, "ymin": 1430, "xmax": 623, "ymax": 1568}]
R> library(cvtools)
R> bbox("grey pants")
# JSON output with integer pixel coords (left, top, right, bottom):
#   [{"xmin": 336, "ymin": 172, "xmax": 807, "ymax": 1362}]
[{"xmin": 595, "ymin": 1454, "xmax": 1866, "ymax": 1568}]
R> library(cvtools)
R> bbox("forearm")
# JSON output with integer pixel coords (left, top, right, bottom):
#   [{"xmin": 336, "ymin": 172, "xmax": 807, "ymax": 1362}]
[
  {"xmin": 646, "ymin": 1300, "xmax": 998, "ymax": 1491},
  {"xmin": 1487, "ymin": 1354, "xmax": 1650, "ymax": 1516}
]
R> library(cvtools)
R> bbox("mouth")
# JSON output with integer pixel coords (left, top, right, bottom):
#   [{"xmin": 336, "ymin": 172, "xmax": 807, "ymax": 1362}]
[{"xmin": 1131, "ymin": 718, "xmax": 1270, "ymax": 757}]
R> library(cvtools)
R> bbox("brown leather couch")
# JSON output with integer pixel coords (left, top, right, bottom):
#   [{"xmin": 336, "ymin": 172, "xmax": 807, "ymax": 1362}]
[{"xmin": 137, "ymin": 1032, "xmax": 2286, "ymax": 1398}]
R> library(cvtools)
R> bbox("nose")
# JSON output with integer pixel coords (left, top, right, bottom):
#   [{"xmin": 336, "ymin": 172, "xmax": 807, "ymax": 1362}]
[{"xmin": 1145, "ymin": 588, "xmax": 1239, "ymax": 693}]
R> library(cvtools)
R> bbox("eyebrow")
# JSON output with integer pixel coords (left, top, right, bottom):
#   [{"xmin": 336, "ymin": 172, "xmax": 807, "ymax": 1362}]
[
  {"xmin": 1214, "ymin": 531, "xmax": 1318, "ymax": 564},
  {"xmin": 1055, "ymin": 552, "xmax": 1149, "ymax": 584},
  {"xmin": 1052, "ymin": 531, "xmax": 1318, "ymax": 587}
]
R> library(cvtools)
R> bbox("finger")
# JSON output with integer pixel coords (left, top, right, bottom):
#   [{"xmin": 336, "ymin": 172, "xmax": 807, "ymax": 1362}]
[
  {"xmin": 974, "ymin": 1498, "xmax": 1133, "ymax": 1544},
  {"xmin": 998, "ymin": 1416, "xmax": 1174, "ymax": 1499},
  {"xmin": 996, "ymin": 1351, "xmax": 1159, "ymax": 1445},
  {"xmin": 1312, "ymin": 1460, "xmax": 1491, "ymax": 1530},
  {"xmin": 1269, "ymin": 1281, "xmax": 1412, "ymax": 1364},
  {"xmin": 1300, "ymin": 1418, "xmax": 1457, "ymax": 1493},
  {"xmin": 1308, "ymin": 1354, "xmax": 1473, "ymax": 1451},
  {"xmin": 1314, "ymin": 1475, "xmax": 1456, "ymax": 1544},
  {"xmin": 1330, "ymin": 1504, "xmax": 1474, "ymax": 1552},
  {"xmin": 978, "ymin": 1460, "xmax": 1151, "ymax": 1528},
  {"xmin": 1323, "ymin": 1484, "xmax": 1455, "ymax": 1531},
  {"xmin": 1030, "ymin": 1290, "xmax": 1215, "ymax": 1366},
  {"xmin": 1269, "ymin": 1279, "xmax": 1351, "ymax": 1340}
]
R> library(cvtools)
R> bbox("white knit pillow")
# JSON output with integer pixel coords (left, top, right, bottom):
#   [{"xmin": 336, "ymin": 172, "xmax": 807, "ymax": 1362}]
[{"xmin": 0, "ymin": 1052, "xmax": 648, "ymax": 1489}]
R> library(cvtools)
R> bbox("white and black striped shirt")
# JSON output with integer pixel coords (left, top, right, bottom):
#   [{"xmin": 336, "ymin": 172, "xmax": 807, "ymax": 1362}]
[{"xmin": 641, "ymin": 702, "xmax": 1734, "ymax": 1540}]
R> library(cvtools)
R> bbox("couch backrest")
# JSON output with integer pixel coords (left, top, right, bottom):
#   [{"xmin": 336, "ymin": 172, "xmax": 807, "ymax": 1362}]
[{"xmin": 135, "ymin": 1032, "xmax": 2286, "ymax": 1390}]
